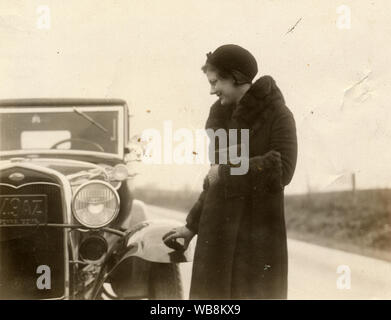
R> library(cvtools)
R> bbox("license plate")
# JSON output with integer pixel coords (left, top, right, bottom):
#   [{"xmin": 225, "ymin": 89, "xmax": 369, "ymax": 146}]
[{"xmin": 0, "ymin": 195, "xmax": 47, "ymax": 225}]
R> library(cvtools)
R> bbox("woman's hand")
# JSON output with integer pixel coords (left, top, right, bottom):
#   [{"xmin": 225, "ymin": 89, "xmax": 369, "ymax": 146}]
[{"xmin": 162, "ymin": 225, "xmax": 195, "ymax": 251}]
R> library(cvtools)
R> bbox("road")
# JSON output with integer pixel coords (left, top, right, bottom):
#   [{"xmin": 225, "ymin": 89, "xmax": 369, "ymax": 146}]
[{"xmin": 146, "ymin": 204, "xmax": 391, "ymax": 300}]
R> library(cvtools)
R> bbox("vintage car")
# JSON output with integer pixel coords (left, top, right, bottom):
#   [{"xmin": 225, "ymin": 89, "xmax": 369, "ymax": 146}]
[{"xmin": 0, "ymin": 98, "xmax": 193, "ymax": 300}]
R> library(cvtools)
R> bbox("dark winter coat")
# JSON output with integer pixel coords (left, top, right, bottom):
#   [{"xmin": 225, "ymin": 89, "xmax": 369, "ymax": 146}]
[{"xmin": 185, "ymin": 75, "xmax": 298, "ymax": 299}]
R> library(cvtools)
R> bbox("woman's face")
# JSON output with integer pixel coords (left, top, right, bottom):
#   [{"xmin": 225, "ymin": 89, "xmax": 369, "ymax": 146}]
[{"xmin": 206, "ymin": 69, "xmax": 241, "ymax": 106}]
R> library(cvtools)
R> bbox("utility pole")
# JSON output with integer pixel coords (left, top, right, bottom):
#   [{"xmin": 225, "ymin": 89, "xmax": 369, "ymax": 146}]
[
  {"xmin": 351, "ymin": 172, "xmax": 357, "ymax": 207},
  {"xmin": 306, "ymin": 174, "xmax": 313, "ymax": 207}
]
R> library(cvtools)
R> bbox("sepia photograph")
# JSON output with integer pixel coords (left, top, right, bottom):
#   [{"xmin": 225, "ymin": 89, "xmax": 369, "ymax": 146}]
[{"xmin": 0, "ymin": 0, "xmax": 390, "ymax": 303}]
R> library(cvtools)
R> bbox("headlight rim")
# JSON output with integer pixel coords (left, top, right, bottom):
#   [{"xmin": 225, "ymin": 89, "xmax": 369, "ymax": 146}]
[{"xmin": 72, "ymin": 180, "xmax": 120, "ymax": 229}]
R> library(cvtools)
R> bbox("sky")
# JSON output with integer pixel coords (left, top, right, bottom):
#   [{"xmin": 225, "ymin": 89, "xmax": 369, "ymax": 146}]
[{"xmin": 1, "ymin": 0, "xmax": 391, "ymax": 195}]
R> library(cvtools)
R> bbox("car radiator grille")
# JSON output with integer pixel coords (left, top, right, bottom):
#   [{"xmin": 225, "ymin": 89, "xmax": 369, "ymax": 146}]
[{"xmin": 0, "ymin": 167, "xmax": 66, "ymax": 299}]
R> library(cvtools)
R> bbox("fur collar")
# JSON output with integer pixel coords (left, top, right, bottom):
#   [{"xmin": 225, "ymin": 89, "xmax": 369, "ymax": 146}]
[
  {"xmin": 205, "ymin": 75, "xmax": 285, "ymax": 131},
  {"xmin": 233, "ymin": 75, "xmax": 285, "ymax": 125}
]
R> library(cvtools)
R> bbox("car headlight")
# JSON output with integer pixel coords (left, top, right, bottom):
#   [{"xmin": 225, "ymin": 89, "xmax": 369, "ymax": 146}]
[{"xmin": 72, "ymin": 181, "xmax": 120, "ymax": 228}]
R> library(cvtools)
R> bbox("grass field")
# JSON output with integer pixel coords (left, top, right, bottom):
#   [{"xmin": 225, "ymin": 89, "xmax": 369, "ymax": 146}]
[{"xmin": 134, "ymin": 187, "xmax": 391, "ymax": 262}]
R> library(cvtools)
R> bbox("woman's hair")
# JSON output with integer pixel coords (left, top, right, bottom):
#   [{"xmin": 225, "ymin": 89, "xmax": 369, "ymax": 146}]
[{"xmin": 201, "ymin": 62, "xmax": 252, "ymax": 86}]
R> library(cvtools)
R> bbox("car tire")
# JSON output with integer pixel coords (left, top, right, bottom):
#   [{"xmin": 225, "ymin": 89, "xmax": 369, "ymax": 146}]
[{"xmin": 148, "ymin": 262, "xmax": 184, "ymax": 300}]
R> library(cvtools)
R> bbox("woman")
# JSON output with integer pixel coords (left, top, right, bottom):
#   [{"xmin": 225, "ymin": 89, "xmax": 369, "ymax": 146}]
[{"xmin": 163, "ymin": 44, "xmax": 298, "ymax": 299}]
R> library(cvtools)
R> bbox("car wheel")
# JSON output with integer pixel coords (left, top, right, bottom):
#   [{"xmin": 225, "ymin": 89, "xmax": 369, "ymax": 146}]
[{"xmin": 148, "ymin": 262, "xmax": 184, "ymax": 300}]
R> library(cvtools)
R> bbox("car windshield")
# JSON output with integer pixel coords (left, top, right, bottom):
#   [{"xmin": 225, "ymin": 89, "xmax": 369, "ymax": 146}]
[{"xmin": 0, "ymin": 105, "xmax": 124, "ymax": 156}]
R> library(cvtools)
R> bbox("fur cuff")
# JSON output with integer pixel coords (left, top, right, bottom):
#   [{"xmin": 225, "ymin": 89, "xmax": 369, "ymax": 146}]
[{"xmin": 249, "ymin": 150, "xmax": 283, "ymax": 193}]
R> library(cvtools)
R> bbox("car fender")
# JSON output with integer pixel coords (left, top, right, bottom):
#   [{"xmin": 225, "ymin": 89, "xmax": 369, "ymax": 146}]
[
  {"xmin": 90, "ymin": 219, "xmax": 195, "ymax": 298},
  {"xmin": 122, "ymin": 219, "xmax": 195, "ymax": 264},
  {"xmin": 119, "ymin": 199, "xmax": 148, "ymax": 230}
]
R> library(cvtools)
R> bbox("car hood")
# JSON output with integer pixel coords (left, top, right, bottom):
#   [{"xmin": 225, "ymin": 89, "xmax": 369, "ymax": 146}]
[
  {"xmin": 0, "ymin": 157, "xmax": 128, "ymax": 191},
  {"xmin": 0, "ymin": 158, "xmax": 100, "ymax": 175}
]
